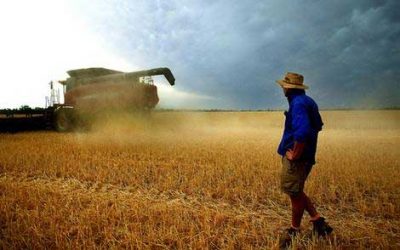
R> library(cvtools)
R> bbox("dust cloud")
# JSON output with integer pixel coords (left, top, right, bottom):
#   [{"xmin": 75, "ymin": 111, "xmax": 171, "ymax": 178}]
[
  {"xmin": 69, "ymin": 109, "xmax": 400, "ymax": 147},
  {"xmin": 63, "ymin": 78, "xmax": 280, "ymax": 142},
  {"xmin": 73, "ymin": 111, "xmax": 284, "ymax": 145}
]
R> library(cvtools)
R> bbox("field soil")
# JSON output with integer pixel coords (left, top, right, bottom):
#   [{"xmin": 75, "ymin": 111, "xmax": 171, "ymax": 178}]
[{"xmin": 0, "ymin": 111, "xmax": 399, "ymax": 249}]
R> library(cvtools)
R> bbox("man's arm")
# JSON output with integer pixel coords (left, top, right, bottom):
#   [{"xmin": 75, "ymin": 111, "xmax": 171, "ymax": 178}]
[
  {"xmin": 285, "ymin": 141, "xmax": 306, "ymax": 160},
  {"xmin": 286, "ymin": 101, "xmax": 310, "ymax": 160}
]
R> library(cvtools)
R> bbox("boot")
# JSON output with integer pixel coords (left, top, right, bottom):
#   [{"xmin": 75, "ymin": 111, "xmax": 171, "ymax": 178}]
[
  {"xmin": 279, "ymin": 227, "xmax": 299, "ymax": 249},
  {"xmin": 312, "ymin": 217, "xmax": 333, "ymax": 236}
]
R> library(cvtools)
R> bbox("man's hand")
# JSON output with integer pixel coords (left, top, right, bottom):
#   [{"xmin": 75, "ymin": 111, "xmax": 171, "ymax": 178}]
[
  {"xmin": 285, "ymin": 149, "xmax": 295, "ymax": 160},
  {"xmin": 285, "ymin": 142, "xmax": 305, "ymax": 160}
]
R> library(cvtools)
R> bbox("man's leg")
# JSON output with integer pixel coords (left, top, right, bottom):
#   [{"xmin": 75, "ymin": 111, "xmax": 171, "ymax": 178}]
[
  {"xmin": 289, "ymin": 191, "xmax": 319, "ymax": 228},
  {"xmin": 302, "ymin": 192, "xmax": 333, "ymax": 236},
  {"xmin": 279, "ymin": 192, "xmax": 308, "ymax": 249},
  {"xmin": 280, "ymin": 157, "xmax": 333, "ymax": 243},
  {"xmin": 279, "ymin": 157, "xmax": 304, "ymax": 248},
  {"xmin": 289, "ymin": 193, "xmax": 305, "ymax": 229},
  {"xmin": 281, "ymin": 157, "xmax": 310, "ymax": 229},
  {"xmin": 303, "ymin": 192, "xmax": 320, "ymax": 221}
]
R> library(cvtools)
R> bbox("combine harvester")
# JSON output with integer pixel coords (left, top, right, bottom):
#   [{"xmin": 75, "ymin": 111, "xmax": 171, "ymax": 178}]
[{"xmin": 0, "ymin": 67, "xmax": 175, "ymax": 132}]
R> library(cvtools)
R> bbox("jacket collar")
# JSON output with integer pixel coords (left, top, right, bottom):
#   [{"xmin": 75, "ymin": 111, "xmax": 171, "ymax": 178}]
[{"xmin": 287, "ymin": 90, "xmax": 305, "ymax": 103}]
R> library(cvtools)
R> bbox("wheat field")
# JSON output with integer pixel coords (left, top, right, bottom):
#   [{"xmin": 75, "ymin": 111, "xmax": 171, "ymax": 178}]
[{"xmin": 0, "ymin": 110, "xmax": 399, "ymax": 249}]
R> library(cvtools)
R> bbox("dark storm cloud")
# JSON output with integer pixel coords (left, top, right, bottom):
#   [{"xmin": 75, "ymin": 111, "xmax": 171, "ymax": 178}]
[{"xmin": 73, "ymin": 0, "xmax": 400, "ymax": 109}]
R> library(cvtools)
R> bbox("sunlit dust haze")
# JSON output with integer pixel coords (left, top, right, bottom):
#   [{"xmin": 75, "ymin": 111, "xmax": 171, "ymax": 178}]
[{"xmin": 0, "ymin": 0, "xmax": 399, "ymax": 109}]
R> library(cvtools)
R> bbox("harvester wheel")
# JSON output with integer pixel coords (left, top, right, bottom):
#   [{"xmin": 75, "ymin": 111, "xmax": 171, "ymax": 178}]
[{"xmin": 54, "ymin": 108, "xmax": 74, "ymax": 132}]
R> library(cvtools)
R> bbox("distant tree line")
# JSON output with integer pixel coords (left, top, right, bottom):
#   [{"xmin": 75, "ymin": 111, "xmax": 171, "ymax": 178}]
[
  {"xmin": 0, "ymin": 105, "xmax": 44, "ymax": 111},
  {"xmin": 0, "ymin": 105, "xmax": 46, "ymax": 116}
]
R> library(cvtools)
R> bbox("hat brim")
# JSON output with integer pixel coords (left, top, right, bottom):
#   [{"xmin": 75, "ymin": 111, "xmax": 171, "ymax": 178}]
[{"xmin": 276, "ymin": 80, "xmax": 309, "ymax": 89}]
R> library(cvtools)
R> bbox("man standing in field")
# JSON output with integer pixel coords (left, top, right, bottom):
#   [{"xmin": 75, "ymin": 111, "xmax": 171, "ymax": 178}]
[{"xmin": 276, "ymin": 72, "xmax": 333, "ymax": 248}]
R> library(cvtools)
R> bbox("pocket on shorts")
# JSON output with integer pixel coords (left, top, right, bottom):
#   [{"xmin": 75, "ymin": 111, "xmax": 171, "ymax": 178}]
[
  {"xmin": 280, "ymin": 156, "xmax": 303, "ymax": 196},
  {"xmin": 283, "ymin": 157, "xmax": 296, "ymax": 174}
]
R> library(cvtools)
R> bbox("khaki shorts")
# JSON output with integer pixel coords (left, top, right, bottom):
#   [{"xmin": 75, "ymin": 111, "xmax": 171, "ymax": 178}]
[{"xmin": 280, "ymin": 156, "xmax": 313, "ymax": 196}]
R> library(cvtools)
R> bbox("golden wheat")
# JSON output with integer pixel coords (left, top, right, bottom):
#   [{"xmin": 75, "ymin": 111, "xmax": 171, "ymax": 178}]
[{"xmin": 0, "ymin": 110, "xmax": 399, "ymax": 249}]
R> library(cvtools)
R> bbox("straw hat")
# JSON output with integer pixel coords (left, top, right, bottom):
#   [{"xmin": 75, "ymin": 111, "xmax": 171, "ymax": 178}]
[{"xmin": 276, "ymin": 72, "xmax": 309, "ymax": 89}]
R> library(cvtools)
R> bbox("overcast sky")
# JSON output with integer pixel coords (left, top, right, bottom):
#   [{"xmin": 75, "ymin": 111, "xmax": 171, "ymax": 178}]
[{"xmin": 0, "ymin": 0, "xmax": 399, "ymax": 109}]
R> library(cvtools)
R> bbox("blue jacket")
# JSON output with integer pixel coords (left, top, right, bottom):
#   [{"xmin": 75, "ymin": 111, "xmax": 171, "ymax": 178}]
[{"xmin": 277, "ymin": 90, "xmax": 323, "ymax": 164}]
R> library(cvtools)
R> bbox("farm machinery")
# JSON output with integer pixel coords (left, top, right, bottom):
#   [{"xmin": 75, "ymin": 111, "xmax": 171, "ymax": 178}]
[{"xmin": 0, "ymin": 67, "xmax": 175, "ymax": 132}]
